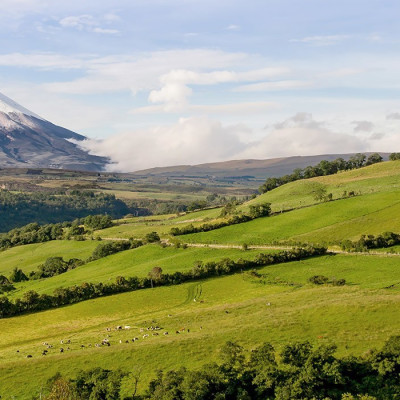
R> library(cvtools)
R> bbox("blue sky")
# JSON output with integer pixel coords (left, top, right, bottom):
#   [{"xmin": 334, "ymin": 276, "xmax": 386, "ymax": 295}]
[{"xmin": 1, "ymin": 0, "xmax": 400, "ymax": 170}]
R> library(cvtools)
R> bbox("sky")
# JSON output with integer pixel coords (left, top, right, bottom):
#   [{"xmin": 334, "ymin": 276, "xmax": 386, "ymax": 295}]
[{"xmin": 1, "ymin": 0, "xmax": 400, "ymax": 171}]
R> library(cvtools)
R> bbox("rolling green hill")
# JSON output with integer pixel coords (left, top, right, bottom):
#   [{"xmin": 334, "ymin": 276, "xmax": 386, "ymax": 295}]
[
  {"xmin": 1, "ymin": 160, "xmax": 400, "ymax": 398},
  {"xmin": 1, "ymin": 253, "xmax": 400, "ymax": 398}
]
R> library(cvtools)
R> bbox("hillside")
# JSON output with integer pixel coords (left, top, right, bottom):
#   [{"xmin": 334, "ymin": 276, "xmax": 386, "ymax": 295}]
[
  {"xmin": 1, "ymin": 159, "xmax": 400, "ymax": 398},
  {"xmin": 132, "ymin": 152, "xmax": 391, "ymax": 181}
]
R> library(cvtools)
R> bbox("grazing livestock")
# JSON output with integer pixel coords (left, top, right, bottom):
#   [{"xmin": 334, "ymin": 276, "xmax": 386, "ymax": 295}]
[
  {"xmin": 106, "ymin": 327, "xmax": 111, "ymax": 332},
  {"xmin": 42, "ymin": 351, "xmax": 47, "ymax": 356},
  {"xmin": 152, "ymin": 333, "xmax": 159, "ymax": 336},
  {"xmin": 163, "ymin": 332, "xmax": 169, "ymax": 335},
  {"xmin": 116, "ymin": 326, "xmax": 122, "ymax": 330},
  {"xmin": 266, "ymin": 302, "xmax": 271, "ymax": 306},
  {"xmin": 175, "ymin": 331, "xmax": 180, "ymax": 334},
  {"xmin": 133, "ymin": 337, "xmax": 139, "ymax": 341},
  {"xmin": 95, "ymin": 344, "xmax": 100, "ymax": 348},
  {"xmin": 140, "ymin": 328, "xmax": 144, "ymax": 332},
  {"xmin": 60, "ymin": 348, "xmax": 64, "ymax": 353},
  {"xmin": 16, "ymin": 350, "xmax": 20, "ymax": 353},
  {"xmin": 125, "ymin": 340, "xmax": 129, "ymax": 344},
  {"xmin": 26, "ymin": 355, "xmax": 32, "ymax": 358},
  {"xmin": 80, "ymin": 345, "xmax": 85, "ymax": 348},
  {"xmin": 143, "ymin": 334, "xmax": 149, "ymax": 338},
  {"xmin": 119, "ymin": 340, "xmax": 122, "ymax": 344},
  {"xmin": 124, "ymin": 326, "xmax": 131, "ymax": 330}
]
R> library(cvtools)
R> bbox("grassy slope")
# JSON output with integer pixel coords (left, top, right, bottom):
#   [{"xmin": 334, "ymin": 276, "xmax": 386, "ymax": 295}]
[
  {"xmin": 242, "ymin": 160, "xmax": 400, "ymax": 213},
  {"xmin": 8, "ymin": 245, "xmax": 264, "ymax": 299},
  {"xmin": 0, "ymin": 241, "xmax": 99, "ymax": 276},
  {"xmin": 182, "ymin": 190, "xmax": 400, "ymax": 245},
  {"xmin": 95, "ymin": 209, "xmax": 223, "ymax": 239},
  {"xmin": 1, "ymin": 254, "xmax": 400, "ymax": 398}
]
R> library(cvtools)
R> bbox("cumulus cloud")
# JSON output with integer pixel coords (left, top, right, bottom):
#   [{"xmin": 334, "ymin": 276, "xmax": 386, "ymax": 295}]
[
  {"xmin": 239, "ymin": 113, "xmax": 369, "ymax": 159},
  {"xmin": 148, "ymin": 67, "xmax": 289, "ymax": 111},
  {"xmin": 351, "ymin": 120, "xmax": 374, "ymax": 132},
  {"xmin": 78, "ymin": 113, "xmax": 400, "ymax": 172},
  {"xmin": 79, "ymin": 117, "xmax": 247, "ymax": 171},
  {"xmin": 387, "ymin": 112, "xmax": 400, "ymax": 120}
]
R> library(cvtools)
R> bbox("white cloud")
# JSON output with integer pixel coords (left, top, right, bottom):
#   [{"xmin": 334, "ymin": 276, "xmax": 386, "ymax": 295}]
[
  {"xmin": 59, "ymin": 13, "xmax": 119, "ymax": 34},
  {"xmin": 387, "ymin": 112, "xmax": 400, "ymax": 120},
  {"xmin": 79, "ymin": 117, "xmax": 247, "ymax": 171},
  {"xmin": 351, "ymin": 120, "xmax": 374, "ymax": 132},
  {"xmin": 132, "ymin": 101, "xmax": 278, "ymax": 115},
  {"xmin": 234, "ymin": 80, "xmax": 312, "ymax": 92},
  {"xmin": 148, "ymin": 67, "xmax": 289, "ymax": 110},
  {"xmin": 291, "ymin": 35, "xmax": 350, "ymax": 46},
  {"xmin": 226, "ymin": 24, "xmax": 240, "ymax": 31},
  {"xmin": 239, "ymin": 113, "xmax": 369, "ymax": 159},
  {"xmin": 78, "ymin": 113, "xmax": 400, "ymax": 172},
  {"xmin": 0, "ymin": 52, "xmax": 86, "ymax": 70}
]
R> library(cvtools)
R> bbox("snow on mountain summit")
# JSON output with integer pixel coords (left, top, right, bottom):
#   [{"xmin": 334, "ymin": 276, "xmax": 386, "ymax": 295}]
[{"xmin": 0, "ymin": 92, "xmax": 44, "ymax": 120}]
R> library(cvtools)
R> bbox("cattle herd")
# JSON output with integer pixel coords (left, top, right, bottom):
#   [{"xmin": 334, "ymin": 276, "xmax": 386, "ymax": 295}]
[{"xmin": 20, "ymin": 324, "xmax": 192, "ymax": 359}]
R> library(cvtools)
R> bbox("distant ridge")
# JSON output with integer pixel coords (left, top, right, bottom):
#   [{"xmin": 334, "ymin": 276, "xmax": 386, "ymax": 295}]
[
  {"xmin": 0, "ymin": 92, "xmax": 108, "ymax": 171},
  {"xmin": 133, "ymin": 153, "xmax": 391, "ymax": 181}
]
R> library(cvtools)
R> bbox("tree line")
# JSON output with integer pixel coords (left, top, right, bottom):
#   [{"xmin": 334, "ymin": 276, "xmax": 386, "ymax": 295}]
[
  {"xmin": 0, "ymin": 246, "xmax": 326, "ymax": 319},
  {"xmin": 0, "ymin": 190, "xmax": 144, "ymax": 232},
  {"xmin": 259, "ymin": 153, "xmax": 386, "ymax": 194},
  {"xmin": 0, "ymin": 214, "xmax": 114, "ymax": 252},
  {"xmin": 0, "ymin": 240, "xmax": 143, "ymax": 292},
  {"xmin": 32, "ymin": 335, "xmax": 400, "ymax": 399},
  {"xmin": 340, "ymin": 232, "xmax": 400, "ymax": 252}
]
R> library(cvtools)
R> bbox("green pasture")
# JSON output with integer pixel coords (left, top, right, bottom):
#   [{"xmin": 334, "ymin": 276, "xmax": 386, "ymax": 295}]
[
  {"xmin": 0, "ymin": 240, "xmax": 99, "ymax": 276},
  {"xmin": 96, "ymin": 211, "xmax": 225, "ymax": 239},
  {"xmin": 242, "ymin": 160, "xmax": 400, "ymax": 214},
  {"xmin": 8, "ymin": 245, "xmax": 264, "ymax": 299},
  {"xmin": 1, "ymin": 253, "xmax": 400, "ymax": 398},
  {"xmin": 182, "ymin": 191, "xmax": 400, "ymax": 245}
]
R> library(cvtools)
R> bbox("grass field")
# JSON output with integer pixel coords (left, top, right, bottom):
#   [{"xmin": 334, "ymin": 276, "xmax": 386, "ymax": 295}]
[
  {"xmin": 242, "ymin": 160, "xmax": 400, "ymax": 214},
  {"xmin": 2, "ymin": 161, "xmax": 400, "ymax": 398},
  {"xmin": 0, "ymin": 240, "xmax": 99, "ymax": 276},
  {"xmin": 8, "ymin": 245, "xmax": 265, "ymax": 299},
  {"xmin": 1, "ymin": 253, "xmax": 400, "ymax": 398},
  {"xmin": 182, "ymin": 190, "xmax": 400, "ymax": 245}
]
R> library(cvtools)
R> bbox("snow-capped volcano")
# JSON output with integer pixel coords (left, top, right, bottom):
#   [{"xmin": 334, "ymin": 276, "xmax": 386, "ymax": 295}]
[
  {"xmin": 0, "ymin": 92, "xmax": 108, "ymax": 171},
  {"xmin": 0, "ymin": 92, "xmax": 44, "ymax": 120}
]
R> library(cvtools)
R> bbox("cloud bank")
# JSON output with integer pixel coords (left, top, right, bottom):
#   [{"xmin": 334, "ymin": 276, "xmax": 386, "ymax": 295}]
[{"xmin": 77, "ymin": 113, "xmax": 400, "ymax": 172}]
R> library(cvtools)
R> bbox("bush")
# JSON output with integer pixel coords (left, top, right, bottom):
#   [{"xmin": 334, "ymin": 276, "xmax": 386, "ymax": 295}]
[{"xmin": 145, "ymin": 231, "xmax": 160, "ymax": 243}]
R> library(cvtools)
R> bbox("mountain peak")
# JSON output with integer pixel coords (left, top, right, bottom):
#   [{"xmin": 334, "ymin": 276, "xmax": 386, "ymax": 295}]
[
  {"xmin": 0, "ymin": 92, "xmax": 108, "ymax": 171},
  {"xmin": 0, "ymin": 92, "xmax": 44, "ymax": 120}
]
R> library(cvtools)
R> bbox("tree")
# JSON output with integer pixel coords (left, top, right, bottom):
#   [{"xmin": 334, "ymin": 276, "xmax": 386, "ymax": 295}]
[
  {"xmin": 389, "ymin": 152, "xmax": 400, "ymax": 161},
  {"xmin": 145, "ymin": 231, "xmax": 160, "ymax": 243},
  {"xmin": 349, "ymin": 153, "xmax": 366, "ymax": 169},
  {"xmin": 44, "ymin": 378, "xmax": 77, "ymax": 400},
  {"xmin": 249, "ymin": 203, "xmax": 271, "ymax": 218},
  {"xmin": 9, "ymin": 267, "xmax": 28, "ymax": 283},
  {"xmin": 149, "ymin": 267, "xmax": 163, "ymax": 283},
  {"xmin": 366, "ymin": 153, "xmax": 383, "ymax": 166},
  {"xmin": 312, "ymin": 185, "xmax": 328, "ymax": 202}
]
